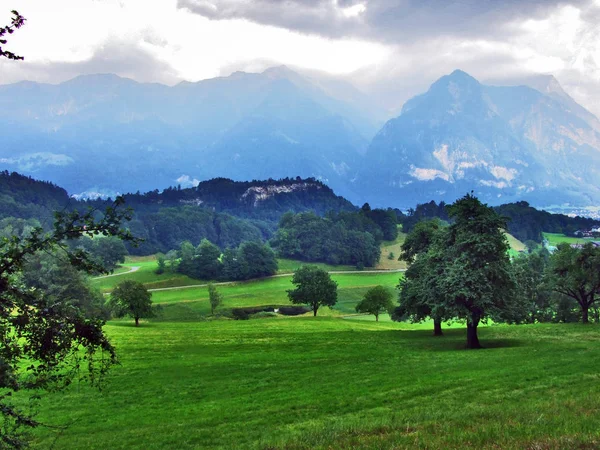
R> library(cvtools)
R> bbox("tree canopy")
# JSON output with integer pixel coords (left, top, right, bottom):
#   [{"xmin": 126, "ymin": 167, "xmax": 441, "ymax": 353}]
[
  {"xmin": 109, "ymin": 280, "xmax": 154, "ymax": 327},
  {"xmin": 547, "ymin": 243, "xmax": 600, "ymax": 324},
  {"xmin": 396, "ymin": 194, "xmax": 516, "ymax": 348},
  {"xmin": 355, "ymin": 285, "xmax": 394, "ymax": 321},
  {"xmin": 287, "ymin": 266, "xmax": 338, "ymax": 317},
  {"xmin": 0, "ymin": 197, "xmax": 134, "ymax": 447}
]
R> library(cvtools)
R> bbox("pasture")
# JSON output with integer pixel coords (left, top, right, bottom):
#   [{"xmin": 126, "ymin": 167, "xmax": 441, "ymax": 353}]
[
  {"xmin": 60, "ymin": 242, "xmax": 600, "ymax": 449},
  {"xmin": 29, "ymin": 318, "xmax": 600, "ymax": 449},
  {"xmin": 543, "ymin": 232, "xmax": 592, "ymax": 246}
]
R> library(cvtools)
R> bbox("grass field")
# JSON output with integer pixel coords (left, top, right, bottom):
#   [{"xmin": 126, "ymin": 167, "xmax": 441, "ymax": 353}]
[
  {"xmin": 150, "ymin": 272, "xmax": 402, "ymax": 320},
  {"xmin": 27, "ymin": 318, "xmax": 600, "ymax": 449},
  {"xmin": 92, "ymin": 259, "xmax": 201, "ymax": 292},
  {"xmin": 277, "ymin": 258, "xmax": 355, "ymax": 274},
  {"xmin": 543, "ymin": 232, "xmax": 591, "ymax": 246},
  {"xmin": 57, "ymin": 235, "xmax": 600, "ymax": 448},
  {"xmin": 377, "ymin": 229, "xmax": 408, "ymax": 270}
]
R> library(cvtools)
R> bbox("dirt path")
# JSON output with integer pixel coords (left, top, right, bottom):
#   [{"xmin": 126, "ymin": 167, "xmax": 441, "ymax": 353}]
[{"xmin": 93, "ymin": 266, "xmax": 140, "ymax": 279}]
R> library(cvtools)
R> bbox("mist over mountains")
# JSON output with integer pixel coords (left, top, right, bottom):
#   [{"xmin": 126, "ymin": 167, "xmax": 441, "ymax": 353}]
[{"xmin": 1, "ymin": 66, "xmax": 599, "ymax": 208}]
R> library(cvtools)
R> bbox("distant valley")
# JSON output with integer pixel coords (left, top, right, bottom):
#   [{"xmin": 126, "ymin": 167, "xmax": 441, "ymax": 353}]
[{"xmin": 1, "ymin": 67, "xmax": 600, "ymax": 209}]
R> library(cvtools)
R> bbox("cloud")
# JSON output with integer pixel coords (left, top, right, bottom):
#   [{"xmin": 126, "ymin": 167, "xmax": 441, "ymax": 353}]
[
  {"xmin": 177, "ymin": 0, "xmax": 368, "ymax": 38},
  {"xmin": 177, "ymin": 0, "xmax": 590, "ymax": 42},
  {"xmin": 0, "ymin": 37, "xmax": 180, "ymax": 86},
  {"xmin": 176, "ymin": 175, "xmax": 201, "ymax": 188}
]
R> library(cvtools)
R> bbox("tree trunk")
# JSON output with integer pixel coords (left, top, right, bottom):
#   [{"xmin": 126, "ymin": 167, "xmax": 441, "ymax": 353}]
[
  {"xmin": 313, "ymin": 305, "xmax": 318, "ymax": 317},
  {"xmin": 433, "ymin": 318, "xmax": 443, "ymax": 336},
  {"xmin": 582, "ymin": 305, "xmax": 589, "ymax": 324},
  {"xmin": 375, "ymin": 313, "xmax": 379, "ymax": 322},
  {"xmin": 466, "ymin": 314, "xmax": 481, "ymax": 349},
  {"xmin": 135, "ymin": 317, "xmax": 139, "ymax": 327}
]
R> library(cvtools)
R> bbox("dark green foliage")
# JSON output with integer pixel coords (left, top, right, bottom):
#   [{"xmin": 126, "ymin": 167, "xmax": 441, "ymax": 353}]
[
  {"xmin": 0, "ymin": 171, "xmax": 71, "ymax": 227},
  {"xmin": 22, "ymin": 252, "xmax": 111, "ymax": 321},
  {"xmin": 221, "ymin": 242, "xmax": 278, "ymax": 281},
  {"xmin": 287, "ymin": 266, "xmax": 338, "ymax": 316},
  {"xmin": 400, "ymin": 201, "xmax": 449, "ymax": 233},
  {"xmin": 512, "ymin": 251, "xmax": 552, "ymax": 323},
  {"xmin": 399, "ymin": 199, "xmax": 599, "ymax": 244},
  {"xmin": 74, "ymin": 236, "xmax": 128, "ymax": 273},
  {"xmin": 0, "ymin": 217, "xmax": 41, "ymax": 239},
  {"xmin": 278, "ymin": 305, "xmax": 311, "ymax": 316},
  {"xmin": 355, "ymin": 285, "xmax": 394, "ymax": 321},
  {"xmin": 547, "ymin": 243, "xmax": 600, "ymax": 323},
  {"xmin": 177, "ymin": 239, "xmax": 222, "ymax": 280},
  {"xmin": 237, "ymin": 241, "xmax": 278, "ymax": 279},
  {"xmin": 0, "ymin": 197, "xmax": 133, "ymax": 447},
  {"xmin": 400, "ymin": 218, "xmax": 443, "ymax": 263},
  {"xmin": 109, "ymin": 280, "xmax": 154, "ymax": 327},
  {"xmin": 397, "ymin": 194, "xmax": 517, "ymax": 347},
  {"xmin": 360, "ymin": 204, "xmax": 399, "ymax": 241},
  {"xmin": 155, "ymin": 253, "xmax": 166, "ymax": 274},
  {"xmin": 271, "ymin": 212, "xmax": 381, "ymax": 267},
  {"xmin": 440, "ymin": 194, "xmax": 516, "ymax": 347},
  {"xmin": 208, "ymin": 283, "xmax": 222, "ymax": 315},
  {"xmin": 396, "ymin": 220, "xmax": 448, "ymax": 336},
  {"xmin": 494, "ymin": 201, "xmax": 599, "ymax": 243}
]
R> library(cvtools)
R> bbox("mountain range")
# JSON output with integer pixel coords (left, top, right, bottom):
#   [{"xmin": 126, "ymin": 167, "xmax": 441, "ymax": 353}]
[{"xmin": 1, "ymin": 67, "xmax": 599, "ymax": 208}]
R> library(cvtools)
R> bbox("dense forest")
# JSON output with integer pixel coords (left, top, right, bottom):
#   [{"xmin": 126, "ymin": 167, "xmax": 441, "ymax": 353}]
[
  {"xmin": 399, "ymin": 199, "xmax": 599, "ymax": 243},
  {"xmin": 2, "ymin": 171, "xmax": 599, "ymax": 267}
]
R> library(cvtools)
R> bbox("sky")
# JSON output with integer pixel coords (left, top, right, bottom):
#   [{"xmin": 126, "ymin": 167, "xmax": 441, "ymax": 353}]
[{"xmin": 1, "ymin": 0, "xmax": 600, "ymax": 116}]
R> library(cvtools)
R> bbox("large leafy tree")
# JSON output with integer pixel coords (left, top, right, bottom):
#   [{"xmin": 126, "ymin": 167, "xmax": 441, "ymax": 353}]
[
  {"xmin": 547, "ymin": 243, "xmax": 600, "ymax": 323},
  {"xmin": 287, "ymin": 266, "xmax": 337, "ymax": 317},
  {"xmin": 0, "ymin": 198, "xmax": 134, "ymax": 447},
  {"xmin": 439, "ymin": 194, "xmax": 516, "ymax": 348}
]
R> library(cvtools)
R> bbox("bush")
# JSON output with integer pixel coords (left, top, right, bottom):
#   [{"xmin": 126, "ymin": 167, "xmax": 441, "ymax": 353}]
[
  {"xmin": 231, "ymin": 309, "xmax": 250, "ymax": 320},
  {"xmin": 231, "ymin": 306, "xmax": 276, "ymax": 320},
  {"xmin": 250, "ymin": 311, "xmax": 278, "ymax": 319},
  {"xmin": 278, "ymin": 306, "xmax": 311, "ymax": 316}
]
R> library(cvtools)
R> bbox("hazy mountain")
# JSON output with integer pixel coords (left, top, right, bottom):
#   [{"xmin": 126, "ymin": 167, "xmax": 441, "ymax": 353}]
[
  {"xmin": 0, "ymin": 67, "xmax": 382, "ymax": 199},
  {"xmin": 357, "ymin": 70, "xmax": 600, "ymax": 208}
]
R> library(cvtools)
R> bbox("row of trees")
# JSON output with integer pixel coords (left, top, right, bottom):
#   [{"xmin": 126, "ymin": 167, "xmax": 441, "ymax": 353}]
[
  {"xmin": 271, "ymin": 211, "xmax": 382, "ymax": 268},
  {"xmin": 161, "ymin": 239, "xmax": 278, "ymax": 281},
  {"xmin": 395, "ymin": 194, "xmax": 600, "ymax": 348}
]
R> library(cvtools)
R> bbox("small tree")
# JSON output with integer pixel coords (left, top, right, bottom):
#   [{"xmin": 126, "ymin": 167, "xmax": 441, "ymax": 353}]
[
  {"xmin": 155, "ymin": 253, "xmax": 166, "ymax": 274},
  {"xmin": 109, "ymin": 280, "xmax": 153, "ymax": 326},
  {"xmin": 355, "ymin": 285, "xmax": 393, "ymax": 321},
  {"xmin": 287, "ymin": 266, "xmax": 337, "ymax": 316},
  {"xmin": 208, "ymin": 283, "xmax": 222, "ymax": 315}
]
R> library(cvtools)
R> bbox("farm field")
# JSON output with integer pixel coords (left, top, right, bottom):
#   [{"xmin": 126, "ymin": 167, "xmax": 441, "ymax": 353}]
[
  {"xmin": 543, "ymin": 232, "xmax": 593, "ymax": 246},
  {"xmin": 28, "ymin": 317, "xmax": 600, "ymax": 449}
]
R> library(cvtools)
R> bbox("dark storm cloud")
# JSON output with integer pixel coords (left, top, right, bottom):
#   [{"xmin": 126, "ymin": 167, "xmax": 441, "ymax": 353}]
[
  {"xmin": 177, "ymin": 0, "xmax": 591, "ymax": 41},
  {"xmin": 0, "ymin": 39, "xmax": 179, "ymax": 86}
]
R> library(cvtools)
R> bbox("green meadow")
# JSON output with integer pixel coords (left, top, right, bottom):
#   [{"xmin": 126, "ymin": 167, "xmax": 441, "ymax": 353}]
[
  {"xmin": 60, "ymin": 246, "xmax": 600, "ymax": 449},
  {"xmin": 29, "ymin": 318, "xmax": 600, "ymax": 449},
  {"xmin": 543, "ymin": 232, "xmax": 592, "ymax": 246}
]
